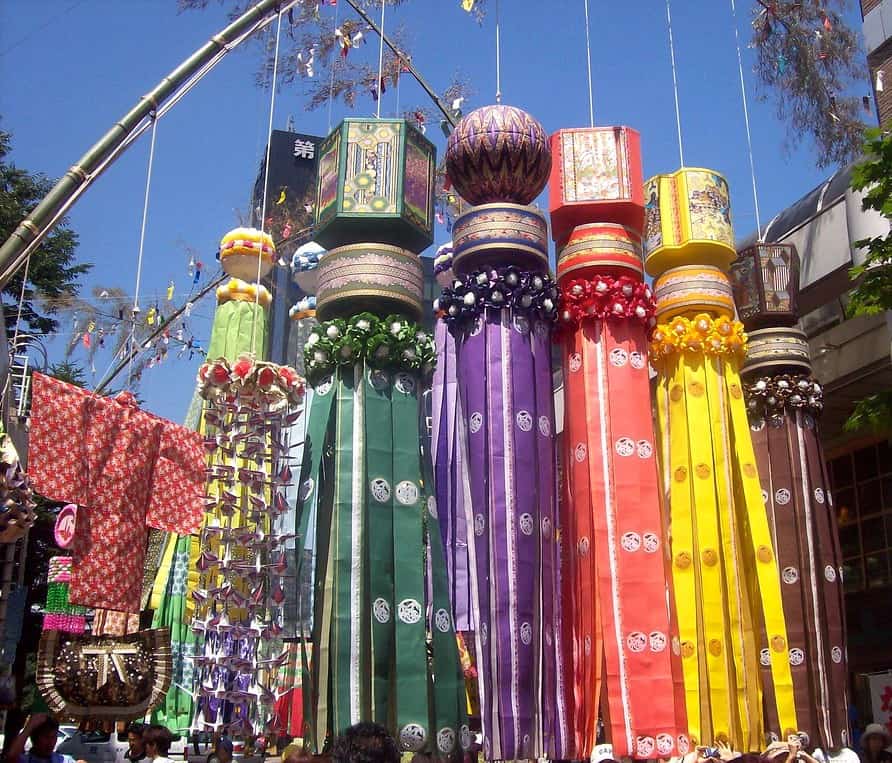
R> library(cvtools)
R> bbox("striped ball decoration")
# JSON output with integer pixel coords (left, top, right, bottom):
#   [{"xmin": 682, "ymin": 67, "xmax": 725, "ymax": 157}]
[
  {"xmin": 316, "ymin": 243, "xmax": 424, "ymax": 321},
  {"xmin": 741, "ymin": 327, "xmax": 812, "ymax": 377},
  {"xmin": 219, "ymin": 227, "xmax": 276, "ymax": 282},
  {"xmin": 314, "ymin": 119, "xmax": 436, "ymax": 253},
  {"xmin": 549, "ymin": 127, "xmax": 644, "ymax": 246},
  {"xmin": 445, "ymin": 105, "xmax": 551, "ymax": 206},
  {"xmin": 451, "ymin": 203, "xmax": 549, "ymax": 275},
  {"xmin": 653, "ymin": 265, "xmax": 736, "ymax": 321},
  {"xmin": 556, "ymin": 223, "xmax": 644, "ymax": 282},
  {"xmin": 729, "ymin": 243, "xmax": 801, "ymax": 330},
  {"xmin": 643, "ymin": 168, "xmax": 736, "ymax": 277}
]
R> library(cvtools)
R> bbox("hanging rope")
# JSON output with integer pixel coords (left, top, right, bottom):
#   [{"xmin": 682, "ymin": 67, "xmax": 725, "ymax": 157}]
[
  {"xmin": 327, "ymin": 0, "xmax": 341, "ymax": 132},
  {"xmin": 583, "ymin": 0, "xmax": 595, "ymax": 127},
  {"xmin": 127, "ymin": 115, "xmax": 159, "ymax": 389},
  {"xmin": 375, "ymin": 0, "xmax": 386, "ymax": 119},
  {"xmin": 251, "ymin": 9, "xmax": 283, "ymax": 357},
  {"xmin": 665, "ymin": 0, "xmax": 685, "ymax": 167},
  {"xmin": 495, "ymin": 0, "xmax": 502, "ymax": 104},
  {"xmin": 730, "ymin": 0, "xmax": 763, "ymax": 239}
]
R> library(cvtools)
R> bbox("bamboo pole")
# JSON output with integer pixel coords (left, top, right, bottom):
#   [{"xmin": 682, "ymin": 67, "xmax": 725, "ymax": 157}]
[
  {"xmin": 0, "ymin": 0, "xmax": 457, "ymax": 292},
  {"xmin": 0, "ymin": 0, "xmax": 299, "ymax": 292}
]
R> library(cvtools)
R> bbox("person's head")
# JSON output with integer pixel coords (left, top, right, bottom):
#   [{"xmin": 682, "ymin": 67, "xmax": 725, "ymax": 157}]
[
  {"xmin": 331, "ymin": 723, "xmax": 400, "ymax": 763},
  {"xmin": 143, "ymin": 725, "xmax": 174, "ymax": 760},
  {"xmin": 30, "ymin": 717, "xmax": 60, "ymax": 759},
  {"xmin": 127, "ymin": 723, "xmax": 146, "ymax": 756},
  {"xmin": 862, "ymin": 724, "xmax": 892, "ymax": 756},
  {"xmin": 216, "ymin": 737, "xmax": 234, "ymax": 763},
  {"xmin": 281, "ymin": 742, "xmax": 306, "ymax": 763}
]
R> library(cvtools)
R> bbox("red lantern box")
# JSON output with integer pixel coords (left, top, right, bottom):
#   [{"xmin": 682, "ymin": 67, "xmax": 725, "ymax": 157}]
[{"xmin": 548, "ymin": 126, "xmax": 644, "ymax": 246}]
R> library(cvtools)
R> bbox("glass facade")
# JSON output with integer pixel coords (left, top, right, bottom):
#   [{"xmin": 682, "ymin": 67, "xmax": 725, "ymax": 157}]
[{"xmin": 830, "ymin": 438, "xmax": 892, "ymax": 592}]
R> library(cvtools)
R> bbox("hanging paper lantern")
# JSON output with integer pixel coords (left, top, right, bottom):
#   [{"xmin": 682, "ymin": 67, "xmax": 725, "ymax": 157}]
[
  {"xmin": 148, "ymin": 240, "xmax": 302, "ymax": 736},
  {"xmin": 653, "ymin": 264, "xmax": 736, "ymax": 321},
  {"xmin": 207, "ymin": 278, "xmax": 271, "ymax": 361},
  {"xmin": 220, "ymin": 227, "xmax": 276, "ymax": 281},
  {"xmin": 649, "ymin": 188, "xmax": 798, "ymax": 749},
  {"xmin": 435, "ymin": 104, "xmax": 567, "ymax": 762},
  {"xmin": 451, "ymin": 203, "xmax": 549, "ymax": 275},
  {"xmin": 643, "ymin": 168, "xmax": 736, "ymax": 277},
  {"xmin": 556, "ymin": 222, "xmax": 644, "ymax": 281},
  {"xmin": 730, "ymin": 243, "xmax": 801, "ymax": 329},
  {"xmin": 315, "ymin": 243, "xmax": 424, "ymax": 321},
  {"xmin": 434, "ymin": 242, "xmax": 455, "ymax": 288},
  {"xmin": 288, "ymin": 297, "xmax": 317, "ymax": 377},
  {"xmin": 300, "ymin": 118, "xmax": 467, "ymax": 756},
  {"xmin": 735, "ymin": 250, "xmax": 849, "ymax": 752},
  {"xmin": 550, "ymin": 126, "xmax": 686, "ymax": 760},
  {"xmin": 291, "ymin": 241, "xmax": 325, "ymax": 295},
  {"xmin": 445, "ymin": 104, "xmax": 551, "ymax": 206},
  {"xmin": 314, "ymin": 119, "xmax": 437, "ymax": 252},
  {"xmin": 549, "ymin": 127, "xmax": 644, "ymax": 246}
]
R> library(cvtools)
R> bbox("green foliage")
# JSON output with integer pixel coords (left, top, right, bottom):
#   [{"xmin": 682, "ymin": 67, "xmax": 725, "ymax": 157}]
[
  {"xmin": 47, "ymin": 360, "xmax": 88, "ymax": 388},
  {"xmin": 844, "ymin": 128, "xmax": 892, "ymax": 433},
  {"xmin": 844, "ymin": 390, "xmax": 892, "ymax": 433},
  {"xmin": 849, "ymin": 128, "xmax": 892, "ymax": 316},
  {"xmin": 751, "ymin": 0, "xmax": 868, "ymax": 168},
  {"xmin": 0, "ymin": 125, "xmax": 91, "ymax": 336}
]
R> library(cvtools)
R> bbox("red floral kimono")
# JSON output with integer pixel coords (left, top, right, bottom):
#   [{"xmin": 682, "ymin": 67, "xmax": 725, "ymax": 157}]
[{"xmin": 29, "ymin": 373, "xmax": 205, "ymax": 613}]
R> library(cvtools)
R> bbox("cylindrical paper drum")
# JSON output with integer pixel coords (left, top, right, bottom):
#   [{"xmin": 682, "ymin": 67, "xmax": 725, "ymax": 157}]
[
  {"xmin": 219, "ymin": 227, "xmax": 275, "ymax": 282},
  {"xmin": 451, "ymin": 204, "xmax": 549, "ymax": 275},
  {"xmin": 316, "ymin": 243, "xmax": 423, "ymax": 321},
  {"xmin": 741, "ymin": 327, "xmax": 812, "ymax": 377},
  {"xmin": 654, "ymin": 265, "xmax": 736, "ymax": 320},
  {"xmin": 557, "ymin": 223, "xmax": 644, "ymax": 283}
]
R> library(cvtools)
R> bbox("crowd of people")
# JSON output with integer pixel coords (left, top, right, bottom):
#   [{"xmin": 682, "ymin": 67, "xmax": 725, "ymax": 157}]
[{"xmin": 3, "ymin": 715, "xmax": 891, "ymax": 763}]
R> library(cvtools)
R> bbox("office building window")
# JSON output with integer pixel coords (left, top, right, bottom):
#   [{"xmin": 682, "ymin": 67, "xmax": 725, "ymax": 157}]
[{"xmin": 830, "ymin": 439, "xmax": 892, "ymax": 592}]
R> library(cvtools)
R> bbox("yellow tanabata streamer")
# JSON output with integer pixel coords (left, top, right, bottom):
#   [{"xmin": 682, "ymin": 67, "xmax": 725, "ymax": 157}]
[{"xmin": 652, "ymin": 316, "xmax": 797, "ymax": 749}]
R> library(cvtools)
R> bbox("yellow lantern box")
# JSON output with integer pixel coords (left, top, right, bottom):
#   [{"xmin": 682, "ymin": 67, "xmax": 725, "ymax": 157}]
[{"xmin": 643, "ymin": 168, "xmax": 736, "ymax": 278}]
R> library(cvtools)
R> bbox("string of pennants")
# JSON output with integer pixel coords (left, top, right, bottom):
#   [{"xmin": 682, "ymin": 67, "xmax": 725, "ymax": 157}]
[{"xmin": 64, "ymin": 254, "xmax": 211, "ymax": 378}]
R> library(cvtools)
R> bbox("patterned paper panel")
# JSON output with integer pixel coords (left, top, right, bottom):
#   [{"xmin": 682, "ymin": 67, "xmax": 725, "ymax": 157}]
[
  {"xmin": 643, "ymin": 176, "xmax": 664, "ymax": 255},
  {"xmin": 686, "ymin": 170, "xmax": 734, "ymax": 247},
  {"xmin": 343, "ymin": 121, "xmax": 401, "ymax": 215},
  {"xmin": 404, "ymin": 132, "xmax": 434, "ymax": 228},
  {"xmin": 316, "ymin": 131, "xmax": 341, "ymax": 222},
  {"xmin": 561, "ymin": 129, "xmax": 622, "ymax": 203}
]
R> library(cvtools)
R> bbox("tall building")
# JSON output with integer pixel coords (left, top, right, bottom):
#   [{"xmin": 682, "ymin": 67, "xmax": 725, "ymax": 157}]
[
  {"xmin": 863, "ymin": 0, "xmax": 892, "ymax": 126},
  {"xmin": 251, "ymin": 129, "xmax": 323, "ymax": 366}
]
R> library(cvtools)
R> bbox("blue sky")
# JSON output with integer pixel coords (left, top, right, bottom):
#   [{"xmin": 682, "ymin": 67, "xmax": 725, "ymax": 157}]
[{"xmin": 0, "ymin": 0, "xmax": 872, "ymax": 421}]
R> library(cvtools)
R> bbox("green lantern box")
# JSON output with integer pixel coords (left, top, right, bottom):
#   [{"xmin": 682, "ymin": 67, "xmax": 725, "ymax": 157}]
[{"xmin": 314, "ymin": 118, "xmax": 436, "ymax": 253}]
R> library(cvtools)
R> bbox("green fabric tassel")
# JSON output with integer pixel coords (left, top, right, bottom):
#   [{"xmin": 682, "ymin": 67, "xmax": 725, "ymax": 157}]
[{"xmin": 302, "ymin": 359, "xmax": 465, "ymax": 758}]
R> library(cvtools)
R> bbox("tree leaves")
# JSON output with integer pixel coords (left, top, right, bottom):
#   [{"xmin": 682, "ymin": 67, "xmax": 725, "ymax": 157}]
[
  {"xmin": 0, "ymin": 126, "xmax": 91, "ymax": 337},
  {"xmin": 751, "ymin": 0, "xmax": 868, "ymax": 168},
  {"xmin": 179, "ymin": 0, "xmax": 473, "ymax": 124},
  {"xmin": 844, "ymin": 128, "xmax": 892, "ymax": 432}
]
